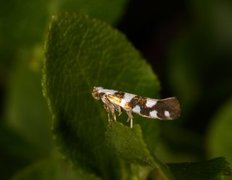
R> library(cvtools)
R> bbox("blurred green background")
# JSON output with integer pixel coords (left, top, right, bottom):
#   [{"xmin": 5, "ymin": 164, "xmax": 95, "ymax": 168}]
[{"xmin": 0, "ymin": 0, "xmax": 232, "ymax": 179}]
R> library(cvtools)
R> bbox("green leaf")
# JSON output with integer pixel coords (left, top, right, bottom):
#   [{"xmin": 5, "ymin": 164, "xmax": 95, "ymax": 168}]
[
  {"xmin": 0, "ymin": 0, "xmax": 50, "ymax": 80},
  {"xmin": 5, "ymin": 47, "xmax": 53, "ymax": 156},
  {"xmin": 105, "ymin": 122, "xmax": 155, "ymax": 166},
  {"xmin": 56, "ymin": 0, "xmax": 129, "ymax": 24},
  {"xmin": 106, "ymin": 122, "xmax": 174, "ymax": 179},
  {"xmin": 43, "ymin": 12, "xmax": 160, "ymax": 179},
  {"xmin": 0, "ymin": 0, "xmax": 49, "ymax": 48},
  {"xmin": 0, "ymin": 125, "xmax": 41, "ymax": 179},
  {"xmin": 12, "ymin": 155, "xmax": 101, "ymax": 180},
  {"xmin": 167, "ymin": 157, "xmax": 231, "ymax": 180},
  {"xmin": 208, "ymin": 98, "xmax": 232, "ymax": 165}
]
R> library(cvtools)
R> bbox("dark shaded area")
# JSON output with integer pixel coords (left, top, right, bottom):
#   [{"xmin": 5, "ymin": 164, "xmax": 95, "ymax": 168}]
[
  {"xmin": 0, "ymin": 125, "xmax": 42, "ymax": 179},
  {"xmin": 168, "ymin": 157, "xmax": 232, "ymax": 180},
  {"xmin": 118, "ymin": 0, "xmax": 190, "ymax": 81},
  {"xmin": 118, "ymin": 0, "xmax": 232, "ymax": 134}
]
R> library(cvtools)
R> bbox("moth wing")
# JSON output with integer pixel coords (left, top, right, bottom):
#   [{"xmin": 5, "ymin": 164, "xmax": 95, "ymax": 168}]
[{"xmin": 106, "ymin": 94, "xmax": 132, "ymax": 111}]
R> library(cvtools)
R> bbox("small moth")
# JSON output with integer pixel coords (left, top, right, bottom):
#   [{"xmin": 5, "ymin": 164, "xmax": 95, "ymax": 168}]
[{"xmin": 92, "ymin": 86, "xmax": 181, "ymax": 128}]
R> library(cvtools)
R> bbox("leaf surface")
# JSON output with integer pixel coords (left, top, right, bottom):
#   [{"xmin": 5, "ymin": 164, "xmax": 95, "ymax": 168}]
[{"xmin": 43, "ymin": 12, "xmax": 161, "ymax": 179}]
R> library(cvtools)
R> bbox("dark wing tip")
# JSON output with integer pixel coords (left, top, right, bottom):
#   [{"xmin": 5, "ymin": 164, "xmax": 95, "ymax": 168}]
[
  {"xmin": 164, "ymin": 97, "xmax": 181, "ymax": 119},
  {"xmin": 155, "ymin": 97, "xmax": 181, "ymax": 120}
]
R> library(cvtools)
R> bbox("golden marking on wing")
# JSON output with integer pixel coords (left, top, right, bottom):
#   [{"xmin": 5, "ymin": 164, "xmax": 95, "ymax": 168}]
[
  {"xmin": 124, "ymin": 102, "xmax": 132, "ymax": 111},
  {"xmin": 107, "ymin": 94, "xmax": 121, "ymax": 106}
]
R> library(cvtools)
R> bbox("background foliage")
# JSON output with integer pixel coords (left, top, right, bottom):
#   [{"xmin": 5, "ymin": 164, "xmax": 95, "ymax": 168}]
[{"xmin": 0, "ymin": 0, "xmax": 232, "ymax": 179}]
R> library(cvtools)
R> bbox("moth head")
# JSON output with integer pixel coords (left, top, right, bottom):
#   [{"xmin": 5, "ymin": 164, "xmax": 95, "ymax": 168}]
[{"xmin": 92, "ymin": 86, "xmax": 103, "ymax": 100}]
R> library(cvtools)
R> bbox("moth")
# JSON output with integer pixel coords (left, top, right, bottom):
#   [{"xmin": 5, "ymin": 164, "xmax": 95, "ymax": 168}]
[{"xmin": 92, "ymin": 86, "xmax": 181, "ymax": 128}]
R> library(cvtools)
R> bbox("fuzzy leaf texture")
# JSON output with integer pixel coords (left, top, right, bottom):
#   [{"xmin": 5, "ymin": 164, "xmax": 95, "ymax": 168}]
[{"xmin": 43, "ymin": 13, "xmax": 162, "ymax": 179}]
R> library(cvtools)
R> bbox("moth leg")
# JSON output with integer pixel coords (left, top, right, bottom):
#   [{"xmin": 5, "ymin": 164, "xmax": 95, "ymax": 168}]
[
  {"xmin": 126, "ymin": 111, "xmax": 133, "ymax": 128},
  {"xmin": 103, "ymin": 104, "xmax": 112, "ymax": 122},
  {"xmin": 115, "ymin": 105, "xmax": 122, "ymax": 116},
  {"xmin": 104, "ymin": 99, "xmax": 117, "ymax": 121},
  {"xmin": 110, "ymin": 105, "xmax": 117, "ymax": 121}
]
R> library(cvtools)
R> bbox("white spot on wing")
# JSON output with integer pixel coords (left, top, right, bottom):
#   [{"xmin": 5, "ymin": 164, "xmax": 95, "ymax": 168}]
[
  {"xmin": 150, "ymin": 110, "xmax": 158, "ymax": 118},
  {"xmin": 164, "ymin": 110, "xmax": 170, "ymax": 118},
  {"xmin": 120, "ymin": 93, "xmax": 135, "ymax": 107},
  {"xmin": 132, "ymin": 105, "xmax": 141, "ymax": 113},
  {"xmin": 95, "ymin": 87, "xmax": 118, "ymax": 95},
  {"xmin": 103, "ymin": 89, "xmax": 117, "ymax": 95},
  {"xmin": 146, "ymin": 99, "xmax": 157, "ymax": 107}
]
